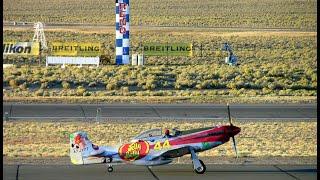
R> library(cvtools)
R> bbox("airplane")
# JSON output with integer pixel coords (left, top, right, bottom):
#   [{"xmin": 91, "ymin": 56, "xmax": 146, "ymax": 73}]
[{"xmin": 69, "ymin": 104, "xmax": 241, "ymax": 174}]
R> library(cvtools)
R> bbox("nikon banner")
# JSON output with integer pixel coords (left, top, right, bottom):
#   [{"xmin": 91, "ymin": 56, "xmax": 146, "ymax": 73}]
[
  {"xmin": 143, "ymin": 43, "xmax": 192, "ymax": 57},
  {"xmin": 49, "ymin": 42, "xmax": 101, "ymax": 57},
  {"xmin": 3, "ymin": 42, "xmax": 40, "ymax": 56}
]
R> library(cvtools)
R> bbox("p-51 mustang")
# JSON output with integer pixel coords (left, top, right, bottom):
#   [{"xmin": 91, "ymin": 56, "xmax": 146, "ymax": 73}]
[{"xmin": 70, "ymin": 104, "xmax": 241, "ymax": 174}]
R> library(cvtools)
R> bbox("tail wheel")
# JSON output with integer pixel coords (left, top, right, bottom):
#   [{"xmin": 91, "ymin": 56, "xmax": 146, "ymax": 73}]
[
  {"xmin": 107, "ymin": 166, "xmax": 113, "ymax": 172},
  {"xmin": 194, "ymin": 160, "xmax": 206, "ymax": 174}
]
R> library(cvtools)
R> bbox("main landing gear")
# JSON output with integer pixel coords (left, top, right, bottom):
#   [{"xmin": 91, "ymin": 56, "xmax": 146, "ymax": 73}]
[
  {"xmin": 190, "ymin": 148, "xmax": 206, "ymax": 174},
  {"xmin": 193, "ymin": 159, "xmax": 206, "ymax": 174}
]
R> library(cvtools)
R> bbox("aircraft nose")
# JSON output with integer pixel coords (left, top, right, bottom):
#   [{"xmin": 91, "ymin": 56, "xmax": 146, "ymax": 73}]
[{"xmin": 232, "ymin": 126, "xmax": 241, "ymax": 136}]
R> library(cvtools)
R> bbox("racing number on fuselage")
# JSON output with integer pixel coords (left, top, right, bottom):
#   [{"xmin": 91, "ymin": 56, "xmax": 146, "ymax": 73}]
[{"xmin": 154, "ymin": 139, "xmax": 171, "ymax": 150}]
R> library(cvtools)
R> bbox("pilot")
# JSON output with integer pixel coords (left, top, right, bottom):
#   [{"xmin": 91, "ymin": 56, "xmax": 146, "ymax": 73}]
[{"xmin": 164, "ymin": 129, "xmax": 172, "ymax": 138}]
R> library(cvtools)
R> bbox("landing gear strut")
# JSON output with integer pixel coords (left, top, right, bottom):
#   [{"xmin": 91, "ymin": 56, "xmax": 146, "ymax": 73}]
[{"xmin": 190, "ymin": 148, "xmax": 206, "ymax": 174}]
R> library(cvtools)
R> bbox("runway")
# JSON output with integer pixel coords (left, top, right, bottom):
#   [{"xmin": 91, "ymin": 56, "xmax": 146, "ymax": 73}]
[
  {"xmin": 3, "ymin": 164, "xmax": 316, "ymax": 180},
  {"xmin": 4, "ymin": 21, "xmax": 311, "ymax": 32},
  {"xmin": 2, "ymin": 103, "xmax": 317, "ymax": 121}
]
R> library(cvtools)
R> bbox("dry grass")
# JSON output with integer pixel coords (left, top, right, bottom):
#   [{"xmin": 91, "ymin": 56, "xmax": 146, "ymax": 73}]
[
  {"xmin": 3, "ymin": 0, "xmax": 317, "ymax": 30},
  {"xmin": 3, "ymin": 120, "xmax": 316, "ymax": 158},
  {"xmin": 4, "ymin": 26, "xmax": 317, "ymax": 36},
  {"xmin": 3, "ymin": 96, "xmax": 317, "ymax": 104}
]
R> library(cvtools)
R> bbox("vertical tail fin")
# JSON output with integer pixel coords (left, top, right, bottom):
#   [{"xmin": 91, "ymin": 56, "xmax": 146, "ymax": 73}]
[{"xmin": 69, "ymin": 131, "xmax": 105, "ymax": 165}]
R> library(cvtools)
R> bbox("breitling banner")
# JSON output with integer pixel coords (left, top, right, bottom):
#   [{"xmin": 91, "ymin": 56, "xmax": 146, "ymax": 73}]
[
  {"xmin": 143, "ymin": 43, "xmax": 193, "ymax": 57},
  {"xmin": 49, "ymin": 42, "xmax": 101, "ymax": 56},
  {"xmin": 3, "ymin": 42, "xmax": 40, "ymax": 55}
]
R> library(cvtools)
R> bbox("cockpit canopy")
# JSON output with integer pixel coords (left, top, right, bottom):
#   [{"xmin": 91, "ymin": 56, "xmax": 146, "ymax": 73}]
[{"xmin": 131, "ymin": 128, "xmax": 163, "ymax": 142}]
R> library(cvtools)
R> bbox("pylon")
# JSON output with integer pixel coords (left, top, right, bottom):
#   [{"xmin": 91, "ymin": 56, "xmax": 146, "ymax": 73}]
[{"xmin": 33, "ymin": 22, "xmax": 48, "ymax": 50}]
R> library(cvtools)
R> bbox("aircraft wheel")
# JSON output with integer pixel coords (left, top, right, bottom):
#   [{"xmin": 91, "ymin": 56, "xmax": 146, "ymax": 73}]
[
  {"xmin": 107, "ymin": 166, "xmax": 113, "ymax": 172},
  {"xmin": 194, "ymin": 160, "xmax": 206, "ymax": 174}
]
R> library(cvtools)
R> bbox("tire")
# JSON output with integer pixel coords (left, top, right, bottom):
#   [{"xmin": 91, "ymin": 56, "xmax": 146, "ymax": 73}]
[
  {"xmin": 107, "ymin": 166, "xmax": 113, "ymax": 172},
  {"xmin": 194, "ymin": 159, "xmax": 206, "ymax": 174}
]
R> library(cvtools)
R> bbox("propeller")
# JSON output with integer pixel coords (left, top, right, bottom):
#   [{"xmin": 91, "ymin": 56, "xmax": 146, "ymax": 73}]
[
  {"xmin": 227, "ymin": 103, "xmax": 238, "ymax": 158},
  {"xmin": 227, "ymin": 103, "xmax": 232, "ymax": 126},
  {"xmin": 232, "ymin": 136, "xmax": 238, "ymax": 158}
]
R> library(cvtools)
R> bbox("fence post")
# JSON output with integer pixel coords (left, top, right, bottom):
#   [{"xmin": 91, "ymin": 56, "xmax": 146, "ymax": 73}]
[
  {"xmin": 200, "ymin": 43, "xmax": 203, "ymax": 58},
  {"xmin": 96, "ymin": 108, "xmax": 101, "ymax": 121},
  {"xmin": 4, "ymin": 112, "xmax": 9, "ymax": 121}
]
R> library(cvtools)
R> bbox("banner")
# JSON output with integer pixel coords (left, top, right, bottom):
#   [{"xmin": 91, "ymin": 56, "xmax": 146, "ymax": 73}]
[
  {"xmin": 143, "ymin": 43, "xmax": 192, "ymax": 57},
  {"xmin": 3, "ymin": 42, "xmax": 40, "ymax": 55},
  {"xmin": 49, "ymin": 42, "xmax": 101, "ymax": 57},
  {"xmin": 46, "ymin": 56, "xmax": 99, "ymax": 67}
]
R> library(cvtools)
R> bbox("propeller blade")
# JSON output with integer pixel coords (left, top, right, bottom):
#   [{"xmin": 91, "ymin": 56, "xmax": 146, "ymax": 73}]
[
  {"xmin": 227, "ymin": 104, "xmax": 232, "ymax": 126},
  {"xmin": 231, "ymin": 136, "xmax": 238, "ymax": 158}
]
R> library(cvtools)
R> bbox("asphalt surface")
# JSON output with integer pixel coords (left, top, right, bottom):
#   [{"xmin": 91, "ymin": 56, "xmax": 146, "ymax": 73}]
[
  {"xmin": 2, "ymin": 103, "xmax": 317, "ymax": 121},
  {"xmin": 4, "ymin": 21, "xmax": 312, "ymax": 32},
  {"xmin": 3, "ymin": 164, "xmax": 317, "ymax": 180}
]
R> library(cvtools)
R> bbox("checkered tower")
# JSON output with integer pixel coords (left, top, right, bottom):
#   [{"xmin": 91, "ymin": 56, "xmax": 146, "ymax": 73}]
[{"xmin": 115, "ymin": 0, "xmax": 130, "ymax": 65}]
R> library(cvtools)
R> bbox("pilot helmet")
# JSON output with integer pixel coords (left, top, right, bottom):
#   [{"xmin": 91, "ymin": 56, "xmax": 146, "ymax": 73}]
[{"xmin": 165, "ymin": 129, "xmax": 170, "ymax": 135}]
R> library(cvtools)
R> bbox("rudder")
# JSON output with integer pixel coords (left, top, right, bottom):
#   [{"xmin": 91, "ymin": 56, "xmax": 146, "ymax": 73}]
[{"xmin": 69, "ymin": 131, "xmax": 105, "ymax": 165}]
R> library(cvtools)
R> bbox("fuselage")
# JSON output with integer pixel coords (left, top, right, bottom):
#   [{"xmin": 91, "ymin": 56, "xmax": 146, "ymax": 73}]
[{"xmin": 100, "ymin": 125, "xmax": 241, "ymax": 166}]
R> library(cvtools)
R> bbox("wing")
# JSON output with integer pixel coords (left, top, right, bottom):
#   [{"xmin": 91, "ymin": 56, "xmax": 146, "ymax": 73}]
[{"xmin": 149, "ymin": 145, "xmax": 191, "ymax": 161}]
